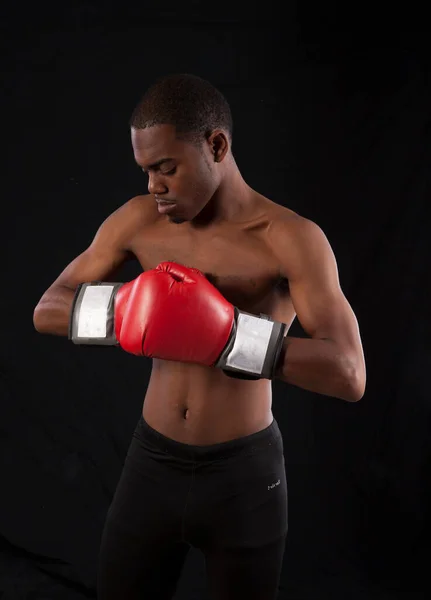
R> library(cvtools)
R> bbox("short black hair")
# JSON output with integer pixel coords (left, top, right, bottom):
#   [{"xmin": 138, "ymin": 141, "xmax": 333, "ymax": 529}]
[{"xmin": 129, "ymin": 73, "xmax": 233, "ymax": 145}]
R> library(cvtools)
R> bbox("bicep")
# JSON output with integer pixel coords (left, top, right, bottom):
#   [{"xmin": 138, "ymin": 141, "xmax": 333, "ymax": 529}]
[
  {"xmin": 281, "ymin": 219, "xmax": 361, "ymax": 348},
  {"xmin": 50, "ymin": 207, "xmax": 133, "ymax": 291},
  {"xmin": 290, "ymin": 279, "xmax": 360, "ymax": 351},
  {"xmin": 52, "ymin": 246, "xmax": 129, "ymax": 291}
]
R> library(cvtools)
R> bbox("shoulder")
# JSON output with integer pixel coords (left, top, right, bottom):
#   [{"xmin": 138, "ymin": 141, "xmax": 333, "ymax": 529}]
[
  {"xmin": 263, "ymin": 202, "xmax": 336, "ymax": 275},
  {"xmin": 93, "ymin": 194, "xmax": 160, "ymax": 251},
  {"xmin": 115, "ymin": 194, "xmax": 159, "ymax": 224},
  {"xmin": 264, "ymin": 201, "xmax": 328, "ymax": 250},
  {"xmin": 103, "ymin": 194, "xmax": 160, "ymax": 234}
]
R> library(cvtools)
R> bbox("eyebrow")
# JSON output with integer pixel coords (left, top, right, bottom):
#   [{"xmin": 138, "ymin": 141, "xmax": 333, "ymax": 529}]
[{"xmin": 140, "ymin": 157, "xmax": 174, "ymax": 171}]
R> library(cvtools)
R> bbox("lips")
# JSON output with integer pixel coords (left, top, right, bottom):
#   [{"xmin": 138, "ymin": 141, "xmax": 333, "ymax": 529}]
[
  {"xmin": 157, "ymin": 201, "xmax": 177, "ymax": 215},
  {"xmin": 156, "ymin": 200, "xmax": 175, "ymax": 204}
]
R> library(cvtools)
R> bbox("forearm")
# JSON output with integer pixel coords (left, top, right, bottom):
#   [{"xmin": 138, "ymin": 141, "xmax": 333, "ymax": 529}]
[
  {"xmin": 275, "ymin": 336, "xmax": 364, "ymax": 402},
  {"xmin": 33, "ymin": 285, "xmax": 76, "ymax": 336}
]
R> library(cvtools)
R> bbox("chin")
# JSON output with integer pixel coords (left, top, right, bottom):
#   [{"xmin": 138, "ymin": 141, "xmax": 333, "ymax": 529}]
[{"xmin": 169, "ymin": 216, "xmax": 187, "ymax": 224}]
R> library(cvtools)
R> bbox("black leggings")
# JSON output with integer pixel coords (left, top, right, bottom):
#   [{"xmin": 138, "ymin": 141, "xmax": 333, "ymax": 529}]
[{"xmin": 97, "ymin": 416, "xmax": 288, "ymax": 600}]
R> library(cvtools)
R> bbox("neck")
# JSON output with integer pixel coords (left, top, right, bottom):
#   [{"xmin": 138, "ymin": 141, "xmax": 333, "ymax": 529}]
[{"xmin": 191, "ymin": 157, "xmax": 257, "ymax": 227}]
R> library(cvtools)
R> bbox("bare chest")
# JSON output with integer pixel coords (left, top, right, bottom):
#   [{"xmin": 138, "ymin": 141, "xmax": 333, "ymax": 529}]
[{"xmin": 131, "ymin": 224, "xmax": 291, "ymax": 317}]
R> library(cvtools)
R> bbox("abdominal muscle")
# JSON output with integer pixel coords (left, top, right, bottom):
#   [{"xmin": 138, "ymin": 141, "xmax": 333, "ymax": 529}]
[{"xmin": 142, "ymin": 359, "xmax": 274, "ymax": 445}]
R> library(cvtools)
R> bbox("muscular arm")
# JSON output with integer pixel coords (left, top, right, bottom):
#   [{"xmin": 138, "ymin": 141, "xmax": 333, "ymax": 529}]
[
  {"xmin": 271, "ymin": 217, "xmax": 366, "ymax": 402},
  {"xmin": 33, "ymin": 196, "xmax": 147, "ymax": 336}
]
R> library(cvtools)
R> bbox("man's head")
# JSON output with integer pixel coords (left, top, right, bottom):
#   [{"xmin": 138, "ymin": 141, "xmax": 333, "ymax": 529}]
[{"xmin": 129, "ymin": 74, "xmax": 233, "ymax": 223}]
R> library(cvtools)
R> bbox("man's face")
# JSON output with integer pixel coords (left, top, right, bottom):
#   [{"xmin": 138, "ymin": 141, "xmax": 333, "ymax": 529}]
[{"xmin": 131, "ymin": 124, "xmax": 219, "ymax": 223}]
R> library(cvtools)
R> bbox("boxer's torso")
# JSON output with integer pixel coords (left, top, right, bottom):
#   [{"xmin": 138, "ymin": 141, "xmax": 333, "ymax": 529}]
[{"xmin": 127, "ymin": 194, "xmax": 296, "ymax": 444}]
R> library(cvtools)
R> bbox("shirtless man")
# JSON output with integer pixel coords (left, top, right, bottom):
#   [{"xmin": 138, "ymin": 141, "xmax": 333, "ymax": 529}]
[{"xmin": 33, "ymin": 74, "xmax": 366, "ymax": 600}]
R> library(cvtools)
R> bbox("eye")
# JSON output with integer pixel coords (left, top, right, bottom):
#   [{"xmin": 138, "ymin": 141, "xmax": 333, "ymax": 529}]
[{"xmin": 163, "ymin": 167, "xmax": 177, "ymax": 176}]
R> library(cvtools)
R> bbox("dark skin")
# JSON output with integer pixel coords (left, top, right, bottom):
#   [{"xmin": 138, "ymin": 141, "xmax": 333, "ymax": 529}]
[{"xmin": 33, "ymin": 124, "xmax": 366, "ymax": 445}]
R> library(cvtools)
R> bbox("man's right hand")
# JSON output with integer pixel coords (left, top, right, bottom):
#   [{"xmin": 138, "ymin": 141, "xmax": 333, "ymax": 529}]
[{"xmin": 69, "ymin": 262, "xmax": 234, "ymax": 365}]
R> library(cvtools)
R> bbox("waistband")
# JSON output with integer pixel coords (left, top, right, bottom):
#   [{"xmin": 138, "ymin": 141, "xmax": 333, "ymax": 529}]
[{"xmin": 135, "ymin": 415, "xmax": 282, "ymax": 462}]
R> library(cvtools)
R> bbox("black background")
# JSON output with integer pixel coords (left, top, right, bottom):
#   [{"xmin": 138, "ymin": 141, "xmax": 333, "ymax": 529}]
[{"xmin": 2, "ymin": 2, "xmax": 431, "ymax": 598}]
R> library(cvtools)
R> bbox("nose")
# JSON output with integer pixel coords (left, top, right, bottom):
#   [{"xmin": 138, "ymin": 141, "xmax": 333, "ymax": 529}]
[{"xmin": 148, "ymin": 173, "xmax": 168, "ymax": 196}]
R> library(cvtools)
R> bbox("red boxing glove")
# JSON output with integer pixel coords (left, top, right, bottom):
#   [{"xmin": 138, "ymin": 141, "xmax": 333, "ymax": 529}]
[
  {"xmin": 117, "ymin": 262, "xmax": 234, "ymax": 365},
  {"xmin": 69, "ymin": 262, "xmax": 286, "ymax": 379}
]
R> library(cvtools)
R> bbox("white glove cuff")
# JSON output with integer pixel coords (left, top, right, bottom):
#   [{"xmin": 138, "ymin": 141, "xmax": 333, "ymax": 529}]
[
  {"xmin": 69, "ymin": 282, "xmax": 123, "ymax": 345},
  {"xmin": 216, "ymin": 309, "xmax": 287, "ymax": 379}
]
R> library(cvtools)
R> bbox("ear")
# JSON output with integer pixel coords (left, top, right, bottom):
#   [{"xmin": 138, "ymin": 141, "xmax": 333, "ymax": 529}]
[{"xmin": 207, "ymin": 129, "xmax": 230, "ymax": 163}]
